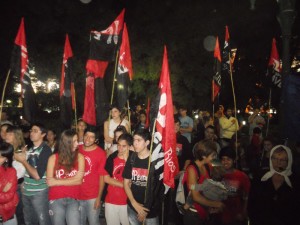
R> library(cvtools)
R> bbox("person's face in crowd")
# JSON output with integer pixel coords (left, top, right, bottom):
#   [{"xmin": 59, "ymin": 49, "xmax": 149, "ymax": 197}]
[
  {"xmin": 1, "ymin": 112, "xmax": 8, "ymax": 121},
  {"xmin": 0, "ymin": 154, "xmax": 7, "ymax": 166},
  {"xmin": 77, "ymin": 121, "xmax": 87, "ymax": 133},
  {"xmin": 117, "ymin": 139, "xmax": 130, "ymax": 156},
  {"xmin": 204, "ymin": 152, "xmax": 217, "ymax": 164},
  {"xmin": 114, "ymin": 131, "xmax": 124, "ymax": 142},
  {"xmin": 226, "ymin": 109, "xmax": 233, "ymax": 117},
  {"xmin": 30, "ymin": 126, "xmax": 46, "ymax": 144},
  {"xmin": 72, "ymin": 134, "xmax": 79, "ymax": 152},
  {"xmin": 5, "ymin": 131, "xmax": 16, "ymax": 146},
  {"xmin": 175, "ymin": 122, "xmax": 180, "ymax": 133},
  {"xmin": 271, "ymin": 150, "xmax": 288, "ymax": 172},
  {"xmin": 263, "ymin": 140, "xmax": 273, "ymax": 152},
  {"xmin": 179, "ymin": 109, "xmax": 187, "ymax": 117},
  {"xmin": 83, "ymin": 131, "xmax": 96, "ymax": 148},
  {"xmin": 136, "ymin": 105, "xmax": 142, "ymax": 113},
  {"xmin": 133, "ymin": 134, "xmax": 149, "ymax": 153},
  {"xmin": 111, "ymin": 108, "xmax": 121, "ymax": 120},
  {"xmin": 0, "ymin": 125, "xmax": 8, "ymax": 140},
  {"xmin": 47, "ymin": 130, "xmax": 56, "ymax": 143},
  {"xmin": 205, "ymin": 128, "xmax": 215, "ymax": 140},
  {"xmin": 221, "ymin": 156, "xmax": 234, "ymax": 170},
  {"xmin": 139, "ymin": 114, "xmax": 146, "ymax": 123}
]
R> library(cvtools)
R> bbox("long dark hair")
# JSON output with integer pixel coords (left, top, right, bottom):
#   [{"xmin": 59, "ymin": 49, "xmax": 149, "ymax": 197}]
[
  {"xmin": 0, "ymin": 142, "xmax": 14, "ymax": 168},
  {"xmin": 58, "ymin": 130, "xmax": 78, "ymax": 172}
]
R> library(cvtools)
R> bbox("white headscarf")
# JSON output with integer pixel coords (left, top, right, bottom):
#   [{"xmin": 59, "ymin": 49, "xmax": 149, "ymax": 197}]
[{"xmin": 261, "ymin": 145, "xmax": 293, "ymax": 187}]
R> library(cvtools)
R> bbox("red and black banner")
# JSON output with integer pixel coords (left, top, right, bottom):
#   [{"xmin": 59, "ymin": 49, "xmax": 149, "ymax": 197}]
[
  {"xmin": 212, "ymin": 36, "xmax": 221, "ymax": 102},
  {"xmin": 83, "ymin": 9, "xmax": 125, "ymax": 126},
  {"xmin": 60, "ymin": 34, "xmax": 74, "ymax": 129},
  {"xmin": 116, "ymin": 23, "xmax": 133, "ymax": 110},
  {"xmin": 10, "ymin": 18, "xmax": 37, "ymax": 123},
  {"xmin": 267, "ymin": 38, "xmax": 281, "ymax": 88},
  {"xmin": 222, "ymin": 26, "xmax": 231, "ymax": 75}
]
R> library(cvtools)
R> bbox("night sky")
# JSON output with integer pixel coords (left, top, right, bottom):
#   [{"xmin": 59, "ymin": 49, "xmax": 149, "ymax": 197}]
[{"xmin": 0, "ymin": 0, "xmax": 299, "ymax": 110}]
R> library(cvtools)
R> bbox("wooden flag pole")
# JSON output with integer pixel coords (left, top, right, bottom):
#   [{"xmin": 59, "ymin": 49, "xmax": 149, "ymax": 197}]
[
  {"xmin": 110, "ymin": 50, "xmax": 120, "ymax": 105},
  {"xmin": 72, "ymin": 83, "xmax": 78, "ymax": 131},
  {"xmin": 266, "ymin": 88, "xmax": 272, "ymax": 137},
  {"xmin": 0, "ymin": 69, "xmax": 11, "ymax": 122},
  {"xmin": 212, "ymin": 80, "xmax": 215, "ymax": 120},
  {"xmin": 229, "ymin": 54, "xmax": 238, "ymax": 168},
  {"xmin": 142, "ymin": 119, "xmax": 157, "ymax": 225},
  {"xmin": 127, "ymin": 100, "xmax": 131, "ymax": 134}
]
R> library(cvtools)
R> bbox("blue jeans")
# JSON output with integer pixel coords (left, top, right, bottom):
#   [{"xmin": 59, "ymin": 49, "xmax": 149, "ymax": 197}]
[
  {"xmin": 16, "ymin": 183, "xmax": 25, "ymax": 225},
  {"xmin": 22, "ymin": 189, "xmax": 51, "ymax": 225},
  {"xmin": 49, "ymin": 198, "xmax": 80, "ymax": 225},
  {"xmin": 79, "ymin": 199, "xmax": 100, "ymax": 225},
  {"xmin": 127, "ymin": 206, "xmax": 159, "ymax": 225}
]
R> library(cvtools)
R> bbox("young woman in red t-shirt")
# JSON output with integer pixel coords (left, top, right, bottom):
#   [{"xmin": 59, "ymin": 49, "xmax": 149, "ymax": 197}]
[{"xmin": 46, "ymin": 130, "xmax": 85, "ymax": 225}]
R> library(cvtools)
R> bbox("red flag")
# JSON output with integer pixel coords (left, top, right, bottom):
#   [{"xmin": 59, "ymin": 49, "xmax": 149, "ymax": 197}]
[
  {"xmin": 153, "ymin": 46, "xmax": 179, "ymax": 190},
  {"xmin": 116, "ymin": 23, "xmax": 133, "ymax": 109},
  {"xmin": 11, "ymin": 18, "xmax": 37, "ymax": 123},
  {"xmin": 145, "ymin": 97, "xmax": 150, "ymax": 129},
  {"xmin": 267, "ymin": 38, "xmax": 281, "ymax": 88},
  {"xmin": 118, "ymin": 23, "xmax": 133, "ymax": 79},
  {"xmin": 60, "ymin": 34, "xmax": 74, "ymax": 129},
  {"xmin": 212, "ymin": 37, "xmax": 221, "ymax": 102},
  {"xmin": 83, "ymin": 9, "xmax": 125, "ymax": 126}
]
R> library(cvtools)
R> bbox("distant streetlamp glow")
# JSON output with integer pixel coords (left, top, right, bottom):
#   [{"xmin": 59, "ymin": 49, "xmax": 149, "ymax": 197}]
[{"xmin": 80, "ymin": 0, "xmax": 92, "ymax": 4}]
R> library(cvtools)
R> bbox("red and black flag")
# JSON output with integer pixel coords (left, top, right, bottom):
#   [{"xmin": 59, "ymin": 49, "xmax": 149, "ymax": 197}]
[
  {"xmin": 267, "ymin": 38, "xmax": 281, "ymax": 88},
  {"xmin": 222, "ymin": 26, "xmax": 231, "ymax": 74},
  {"xmin": 60, "ymin": 34, "xmax": 74, "ymax": 129},
  {"xmin": 147, "ymin": 46, "xmax": 179, "ymax": 196},
  {"xmin": 83, "ymin": 9, "xmax": 125, "ymax": 126},
  {"xmin": 212, "ymin": 36, "xmax": 221, "ymax": 102},
  {"xmin": 10, "ymin": 18, "xmax": 37, "ymax": 123},
  {"xmin": 116, "ymin": 23, "xmax": 133, "ymax": 110}
]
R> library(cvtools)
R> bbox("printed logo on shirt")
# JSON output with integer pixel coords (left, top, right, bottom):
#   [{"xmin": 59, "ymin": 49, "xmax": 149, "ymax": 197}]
[
  {"xmin": 56, "ymin": 169, "xmax": 77, "ymax": 178},
  {"xmin": 113, "ymin": 163, "xmax": 125, "ymax": 181},
  {"xmin": 132, "ymin": 167, "xmax": 148, "ymax": 187},
  {"xmin": 82, "ymin": 156, "xmax": 93, "ymax": 182}
]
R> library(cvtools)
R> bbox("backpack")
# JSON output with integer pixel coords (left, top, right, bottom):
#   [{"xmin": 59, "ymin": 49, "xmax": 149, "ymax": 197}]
[{"xmin": 175, "ymin": 161, "xmax": 201, "ymax": 208}]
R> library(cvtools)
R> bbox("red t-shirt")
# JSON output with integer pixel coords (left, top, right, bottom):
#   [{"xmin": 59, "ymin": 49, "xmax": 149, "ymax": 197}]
[
  {"xmin": 105, "ymin": 156, "xmax": 127, "ymax": 205},
  {"xmin": 79, "ymin": 145, "xmax": 107, "ymax": 200},
  {"xmin": 221, "ymin": 169, "xmax": 251, "ymax": 224},
  {"xmin": 49, "ymin": 154, "xmax": 80, "ymax": 200}
]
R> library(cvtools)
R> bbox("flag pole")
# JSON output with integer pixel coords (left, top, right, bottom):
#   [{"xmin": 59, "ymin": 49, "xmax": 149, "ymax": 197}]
[
  {"xmin": 229, "ymin": 53, "xmax": 238, "ymax": 168},
  {"xmin": 266, "ymin": 88, "xmax": 272, "ymax": 137},
  {"xmin": 142, "ymin": 119, "xmax": 156, "ymax": 225},
  {"xmin": 0, "ymin": 69, "xmax": 11, "ymax": 122},
  {"xmin": 72, "ymin": 83, "xmax": 78, "ymax": 131},
  {"xmin": 110, "ymin": 50, "xmax": 120, "ymax": 105},
  {"xmin": 212, "ymin": 80, "xmax": 215, "ymax": 120},
  {"xmin": 127, "ymin": 100, "xmax": 131, "ymax": 134}
]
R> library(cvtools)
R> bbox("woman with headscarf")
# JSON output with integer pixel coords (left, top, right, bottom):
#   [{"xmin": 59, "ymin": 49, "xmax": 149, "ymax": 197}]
[{"xmin": 248, "ymin": 145, "xmax": 300, "ymax": 225}]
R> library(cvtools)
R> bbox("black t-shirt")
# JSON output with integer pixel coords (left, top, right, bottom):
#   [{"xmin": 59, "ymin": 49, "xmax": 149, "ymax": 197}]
[
  {"xmin": 123, "ymin": 154, "xmax": 158, "ymax": 218},
  {"xmin": 176, "ymin": 134, "xmax": 193, "ymax": 170}
]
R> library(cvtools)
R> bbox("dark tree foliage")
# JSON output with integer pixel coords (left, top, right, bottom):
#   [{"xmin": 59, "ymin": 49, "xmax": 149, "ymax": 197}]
[{"xmin": 0, "ymin": 0, "xmax": 299, "ymax": 115}]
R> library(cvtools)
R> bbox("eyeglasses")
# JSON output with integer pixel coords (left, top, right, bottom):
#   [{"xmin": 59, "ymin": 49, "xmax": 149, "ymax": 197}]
[{"xmin": 271, "ymin": 157, "xmax": 288, "ymax": 163}]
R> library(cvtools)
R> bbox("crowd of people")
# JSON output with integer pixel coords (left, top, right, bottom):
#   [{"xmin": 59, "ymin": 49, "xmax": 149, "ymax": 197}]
[{"xmin": 0, "ymin": 103, "xmax": 299, "ymax": 225}]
